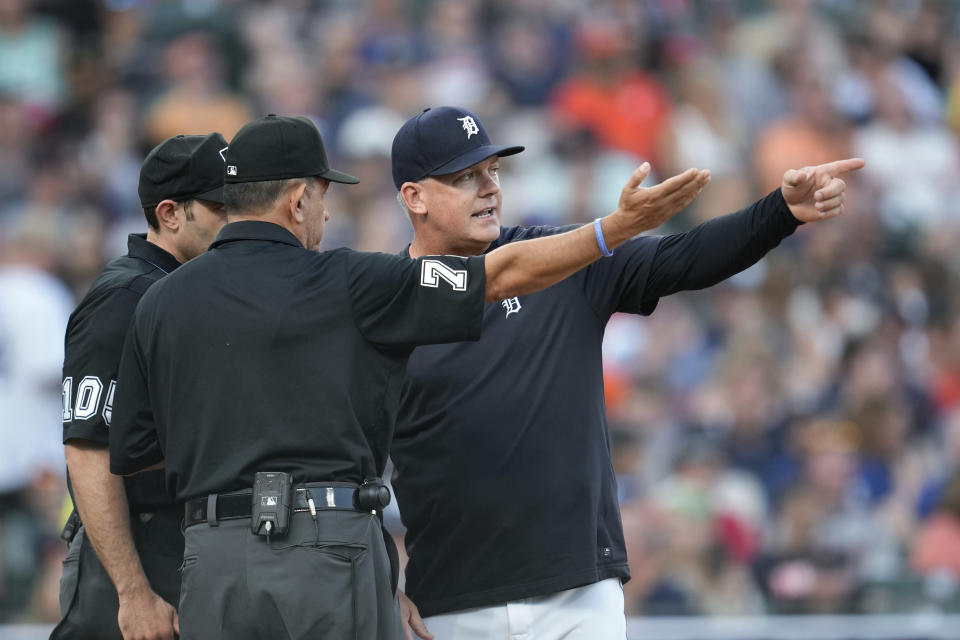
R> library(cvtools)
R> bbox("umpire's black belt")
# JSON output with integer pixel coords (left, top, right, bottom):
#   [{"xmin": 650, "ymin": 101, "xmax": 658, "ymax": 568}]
[{"xmin": 185, "ymin": 482, "xmax": 360, "ymax": 528}]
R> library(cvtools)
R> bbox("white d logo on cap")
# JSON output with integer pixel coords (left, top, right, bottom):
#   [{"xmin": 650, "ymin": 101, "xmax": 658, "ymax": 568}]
[{"xmin": 458, "ymin": 116, "xmax": 479, "ymax": 139}]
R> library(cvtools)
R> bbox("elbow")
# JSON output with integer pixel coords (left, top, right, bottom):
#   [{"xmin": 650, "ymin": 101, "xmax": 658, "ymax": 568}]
[
  {"xmin": 483, "ymin": 252, "xmax": 520, "ymax": 302},
  {"xmin": 484, "ymin": 273, "xmax": 516, "ymax": 302},
  {"xmin": 484, "ymin": 281, "xmax": 505, "ymax": 302}
]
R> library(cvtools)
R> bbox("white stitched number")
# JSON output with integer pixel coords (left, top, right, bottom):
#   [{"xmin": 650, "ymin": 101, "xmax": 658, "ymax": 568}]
[
  {"xmin": 102, "ymin": 380, "xmax": 116, "ymax": 426},
  {"xmin": 73, "ymin": 376, "xmax": 104, "ymax": 421},
  {"xmin": 63, "ymin": 375, "xmax": 113, "ymax": 424},
  {"xmin": 61, "ymin": 377, "xmax": 73, "ymax": 422},
  {"xmin": 420, "ymin": 260, "xmax": 468, "ymax": 292}
]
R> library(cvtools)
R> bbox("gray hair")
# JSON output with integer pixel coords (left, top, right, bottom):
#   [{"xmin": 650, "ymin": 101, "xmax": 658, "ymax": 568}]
[{"xmin": 225, "ymin": 177, "xmax": 315, "ymax": 215}]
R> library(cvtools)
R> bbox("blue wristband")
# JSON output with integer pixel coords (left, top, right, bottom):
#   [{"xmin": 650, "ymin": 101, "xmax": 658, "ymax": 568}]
[{"xmin": 593, "ymin": 218, "xmax": 614, "ymax": 257}]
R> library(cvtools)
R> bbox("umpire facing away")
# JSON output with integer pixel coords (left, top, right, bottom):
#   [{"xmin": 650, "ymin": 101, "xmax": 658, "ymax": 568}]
[
  {"xmin": 54, "ymin": 133, "xmax": 228, "ymax": 640},
  {"xmin": 388, "ymin": 106, "xmax": 865, "ymax": 640},
  {"xmin": 107, "ymin": 114, "xmax": 709, "ymax": 640}
]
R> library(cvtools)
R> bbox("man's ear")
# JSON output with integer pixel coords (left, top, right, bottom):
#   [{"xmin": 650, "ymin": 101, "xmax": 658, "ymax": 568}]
[
  {"xmin": 289, "ymin": 181, "xmax": 309, "ymax": 224},
  {"xmin": 154, "ymin": 199, "xmax": 181, "ymax": 232},
  {"xmin": 400, "ymin": 182, "xmax": 427, "ymax": 217}
]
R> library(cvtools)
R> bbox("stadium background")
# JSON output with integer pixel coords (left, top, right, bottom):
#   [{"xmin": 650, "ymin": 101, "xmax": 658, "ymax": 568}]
[{"xmin": 3, "ymin": 0, "xmax": 960, "ymax": 637}]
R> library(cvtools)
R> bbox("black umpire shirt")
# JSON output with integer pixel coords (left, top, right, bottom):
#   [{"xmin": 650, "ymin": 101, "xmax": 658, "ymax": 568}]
[
  {"xmin": 62, "ymin": 234, "xmax": 180, "ymax": 510},
  {"xmin": 109, "ymin": 221, "xmax": 485, "ymax": 501},
  {"xmin": 392, "ymin": 189, "xmax": 800, "ymax": 617}
]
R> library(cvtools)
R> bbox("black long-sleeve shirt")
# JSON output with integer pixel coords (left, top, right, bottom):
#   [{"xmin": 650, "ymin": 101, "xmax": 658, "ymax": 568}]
[
  {"xmin": 392, "ymin": 188, "xmax": 800, "ymax": 617},
  {"xmin": 110, "ymin": 221, "xmax": 487, "ymax": 501}
]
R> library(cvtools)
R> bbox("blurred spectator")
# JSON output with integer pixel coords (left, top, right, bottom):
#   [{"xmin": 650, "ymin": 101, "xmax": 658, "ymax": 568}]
[
  {"xmin": 143, "ymin": 30, "xmax": 251, "ymax": 145},
  {"xmin": 550, "ymin": 16, "xmax": 671, "ymax": 165},
  {"xmin": 912, "ymin": 469, "xmax": 960, "ymax": 604},
  {"xmin": 416, "ymin": 0, "xmax": 493, "ymax": 108},
  {"xmin": 621, "ymin": 498, "xmax": 695, "ymax": 616},
  {"xmin": 660, "ymin": 54, "xmax": 753, "ymax": 222},
  {"xmin": 0, "ymin": 0, "xmax": 66, "ymax": 127},
  {"xmin": 854, "ymin": 66, "xmax": 960, "ymax": 233},
  {"xmin": 756, "ymin": 483, "xmax": 860, "ymax": 614},
  {"xmin": 753, "ymin": 63, "xmax": 852, "ymax": 192},
  {"xmin": 0, "ymin": 95, "xmax": 32, "ymax": 205},
  {"xmin": 611, "ymin": 426, "xmax": 644, "ymax": 504},
  {"xmin": 489, "ymin": 13, "xmax": 569, "ymax": 106},
  {"xmin": 4, "ymin": 0, "xmax": 960, "ymax": 624},
  {"xmin": 0, "ymin": 229, "xmax": 73, "ymax": 622},
  {"xmin": 75, "ymin": 88, "xmax": 142, "ymax": 224},
  {"xmin": 647, "ymin": 434, "xmax": 767, "ymax": 615}
]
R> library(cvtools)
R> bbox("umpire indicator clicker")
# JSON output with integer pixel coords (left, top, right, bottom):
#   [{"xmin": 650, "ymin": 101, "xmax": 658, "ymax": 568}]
[{"xmin": 251, "ymin": 471, "xmax": 292, "ymax": 537}]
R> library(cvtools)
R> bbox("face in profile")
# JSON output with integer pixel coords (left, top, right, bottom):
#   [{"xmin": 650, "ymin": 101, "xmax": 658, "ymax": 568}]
[
  {"xmin": 180, "ymin": 199, "xmax": 227, "ymax": 260},
  {"xmin": 299, "ymin": 178, "xmax": 330, "ymax": 252}
]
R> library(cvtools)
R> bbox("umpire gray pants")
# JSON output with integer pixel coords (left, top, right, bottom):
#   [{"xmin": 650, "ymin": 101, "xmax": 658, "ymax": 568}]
[
  {"xmin": 50, "ymin": 505, "xmax": 183, "ymax": 639},
  {"xmin": 179, "ymin": 508, "xmax": 404, "ymax": 640}
]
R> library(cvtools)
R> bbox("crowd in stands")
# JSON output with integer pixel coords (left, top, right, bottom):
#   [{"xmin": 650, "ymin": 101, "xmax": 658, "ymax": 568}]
[{"xmin": 2, "ymin": 0, "xmax": 960, "ymax": 622}]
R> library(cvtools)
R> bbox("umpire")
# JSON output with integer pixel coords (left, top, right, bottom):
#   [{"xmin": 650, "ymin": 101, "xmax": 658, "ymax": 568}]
[
  {"xmin": 107, "ymin": 114, "xmax": 707, "ymax": 640},
  {"xmin": 54, "ymin": 133, "xmax": 228, "ymax": 640}
]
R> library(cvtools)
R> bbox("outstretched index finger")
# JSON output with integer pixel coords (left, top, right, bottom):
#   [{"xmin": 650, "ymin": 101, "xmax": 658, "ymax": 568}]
[{"xmin": 818, "ymin": 157, "xmax": 866, "ymax": 176}]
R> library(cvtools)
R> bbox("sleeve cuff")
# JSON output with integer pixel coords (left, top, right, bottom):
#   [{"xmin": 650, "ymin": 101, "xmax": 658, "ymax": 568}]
[
  {"xmin": 770, "ymin": 187, "xmax": 803, "ymax": 228},
  {"xmin": 466, "ymin": 255, "xmax": 486, "ymax": 341},
  {"xmin": 63, "ymin": 425, "xmax": 109, "ymax": 446}
]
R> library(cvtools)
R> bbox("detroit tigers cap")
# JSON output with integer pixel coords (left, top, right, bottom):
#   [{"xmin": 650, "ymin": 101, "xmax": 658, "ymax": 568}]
[
  {"xmin": 223, "ymin": 114, "xmax": 359, "ymax": 185},
  {"xmin": 139, "ymin": 133, "xmax": 229, "ymax": 208},
  {"xmin": 391, "ymin": 106, "xmax": 524, "ymax": 189}
]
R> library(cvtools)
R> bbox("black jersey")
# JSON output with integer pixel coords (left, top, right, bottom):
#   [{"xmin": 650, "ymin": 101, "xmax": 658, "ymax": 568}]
[
  {"xmin": 61, "ymin": 234, "xmax": 180, "ymax": 510},
  {"xmin": 109, "ymin": 221, "xmax": 486, "ymax": 501},
  {"xmin": 392, "ymin": 189, "xmax": 800, "ymax": 617}
]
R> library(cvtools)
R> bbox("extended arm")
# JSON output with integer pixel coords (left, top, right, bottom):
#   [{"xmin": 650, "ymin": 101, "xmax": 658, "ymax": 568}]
[
  {"xmin": 640, "ymin": 157, "xmax": 865, "ymax": 305},
  {"xmin": 642, "ymin": 189, "xmax": 795, "ymax": 301},
  {"xmin": 483, "ymin": 164, "xmax": 710, "ymax": 301}
]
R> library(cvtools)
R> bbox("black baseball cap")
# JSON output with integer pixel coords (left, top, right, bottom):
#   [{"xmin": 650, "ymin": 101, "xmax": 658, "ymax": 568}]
[
  {"xmin": 224, "ymin": 115, "xmax": 359, "ymax": 185},
  {"xmin": 391, "ymin": 106, "xmax": 524, "ymax": 189},
  {"xmin": 139, "ymin": 133, "xmax": 228, "ymax": 208}
]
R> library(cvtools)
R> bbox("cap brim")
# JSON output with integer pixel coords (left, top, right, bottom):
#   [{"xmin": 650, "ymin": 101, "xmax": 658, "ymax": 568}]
[
  {"xmin": 193, "ymin": 185, "xmax": 225, "ymax": 204},
  {"xmin": 430, "ymin": 144, "xmax": 525, "ymax": 178},
  {"xmin": 319, "ymin": 168, "xmax": 360, "ymax": 184}
]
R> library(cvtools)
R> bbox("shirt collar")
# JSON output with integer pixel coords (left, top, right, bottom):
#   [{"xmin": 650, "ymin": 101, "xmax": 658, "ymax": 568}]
[
  {"xmin": 400, "ymin": 227, "xmax": 506, "ymax": 259},
  {"xmin": 210, "ymin": 221, "xmax": 304, "ymax": 250},
  {"xmin": 127, "ymin": 234, "xmax": 181, "ymax": 275}
]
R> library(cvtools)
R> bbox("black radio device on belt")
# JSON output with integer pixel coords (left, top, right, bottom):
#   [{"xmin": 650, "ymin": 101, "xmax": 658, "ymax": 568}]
[
  {"xmin": 251, "ymin": 471, "xmax": 292, "ymax": 537},
  {"xmin": 355, "ymin": 478, "xmax": 391, "ymax": 512}
]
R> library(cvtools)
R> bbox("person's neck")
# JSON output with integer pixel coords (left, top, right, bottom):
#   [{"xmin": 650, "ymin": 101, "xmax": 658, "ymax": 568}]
[
  {"xmin": 408, "ymin": 236, "xmax": 491, "ymax": 259},
  {"xmin": 145, "ymin": 229, "xmax": 185, "ymax": 264},
  {"xmin": 227, "ymin": 211, "xmax": 305, "ymax": 246}
]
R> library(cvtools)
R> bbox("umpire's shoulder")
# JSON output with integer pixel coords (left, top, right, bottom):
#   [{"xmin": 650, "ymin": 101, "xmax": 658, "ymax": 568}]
[
  {"xmin": 133, "ymin": 253, "xmax": 200, "ymax": 311},
  {"xmin": 68, "ymin": 255, "xmax": 156, "ymax": 326},
  {"xmin": 343, "ymin": 247, "xmax": 407, "ymax": 275},
  {"xmin": 80, "ymin": 254, "xmax": 154, "ymax": 302}
]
